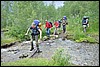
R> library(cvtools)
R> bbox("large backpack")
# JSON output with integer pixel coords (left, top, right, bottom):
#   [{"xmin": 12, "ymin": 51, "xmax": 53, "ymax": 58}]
[
  {"xmin": 49, "ymin": 22, "xmax": 53, "ymax": 28},
  {"xmin": 82, "ymin": 18, "xmax": 87, "ymax": 24},
  {"xmin": 33, "ymin": 20, "xmax": 40, "ymax": 26},
  {"xmin": 63, "ymin": 16, "xmax": 67, "ymax": 20}
]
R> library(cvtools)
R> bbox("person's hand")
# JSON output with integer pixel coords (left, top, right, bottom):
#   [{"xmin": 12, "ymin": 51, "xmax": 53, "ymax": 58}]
[{"xmin": 25, "ymin": 33, "xmax": 28, "ymax": 35}]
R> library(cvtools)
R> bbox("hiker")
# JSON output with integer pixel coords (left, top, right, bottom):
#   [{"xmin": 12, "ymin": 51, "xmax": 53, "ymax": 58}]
[
  {"xmin": 25, "ymin": 20, "xmax": 41, "ymax": 53},
  {"xmin": 82, "ymin": 16, "xmax": 89, "ymax": 27},
  {"xmin": 62, "ymin": 16, "xmax": 68, "ymax": 33},
  {"xmin": 45, "ymin": 20, "xmax": 52, "ymax": 39},
  {"xmin": 34, "ymin": 20, "xmax": 42, "ymax": 40},
  {"xmin": 58, "ymin": 20, "xmax": 62, "ymax": 32},
  {"xmin": 82, "ymin": 16, "xmax": 89, "ymax": 32},
  {"xmin": 61, "ymin": 16, "xmax": 68, "ymax": 40},
  {"xmin": 54, "ymin": 20, "xmax": 59, "ymax": 35}
]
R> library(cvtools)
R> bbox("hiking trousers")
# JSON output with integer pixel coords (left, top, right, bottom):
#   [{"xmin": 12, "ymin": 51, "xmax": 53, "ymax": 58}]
[
  {"xmin": 54, "ymin": 27, "xmax": 58, "ymax": 35},
  {"xmin": 46, "ymin": 28, "xmax": 50, "ymax": 38},
  {"xmin": 62, "ymin": 25, "xmax": 66, "ymax": 33},
  {"xmin": 31, "ymin": 35, "xmax": 39, "ymax": 50}
]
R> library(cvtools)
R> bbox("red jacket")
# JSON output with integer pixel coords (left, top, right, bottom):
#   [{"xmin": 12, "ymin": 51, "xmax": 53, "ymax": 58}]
[
  {"xmin": 54, "ymin": 21, "xmax": 59, "ymax": 28},
  {"xmin": 45, "ymin": 21, "xmax": 52, "ymax": 28}
]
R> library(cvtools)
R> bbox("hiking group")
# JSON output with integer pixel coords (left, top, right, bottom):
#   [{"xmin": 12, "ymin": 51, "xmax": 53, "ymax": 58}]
[{"xmin": 25, "ymin": 16, "xmax": 89, "ymax": 52}]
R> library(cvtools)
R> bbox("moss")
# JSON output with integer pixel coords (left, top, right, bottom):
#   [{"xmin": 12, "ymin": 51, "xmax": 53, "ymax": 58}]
[
  {"xmin": 1, "ymin": 37, "xmax": 19, "ymax": 46},
  {"xmin": 75, "ymin": 36, "xmax": 96, "ymax": 43}
]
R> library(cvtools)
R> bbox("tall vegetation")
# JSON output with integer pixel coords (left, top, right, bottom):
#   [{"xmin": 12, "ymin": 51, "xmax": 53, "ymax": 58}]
[{"xmin": 1, "ymin": 1, "xmax": 99, "ymax": 42}]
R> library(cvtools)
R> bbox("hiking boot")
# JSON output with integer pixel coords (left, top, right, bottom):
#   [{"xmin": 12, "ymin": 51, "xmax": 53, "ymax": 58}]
[
  {"xmin": 62, "ymin": 38, "xmax": 65, "ymax": 40},
  {"xmin": 36, "ymin": 50, "xmax": 42, "ymax": 53},
  {"xmin": 36, "ymin": 48, "xmax": 42, "ymax": 53},
  {"xmin": 30, "ymin": 48, "xmax": 34, "ymax": 51}
]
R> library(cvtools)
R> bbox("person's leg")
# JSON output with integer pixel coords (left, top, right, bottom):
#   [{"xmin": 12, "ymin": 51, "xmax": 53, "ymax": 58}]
[
  {"xmin": 46, "ymin": 28, "xmax": 48, "ymax": 36},
  {"xmin": 63, "ymin": 25, "xmax": 66, "ymax": 33},
  {"xmin": 39, "ymin": 29, "xmax": 42, "ymax": 40},
  {"xmin": 56, "ymin": 27, "xmax": 59, "ymax": 35},
  {"xmin": 30, "ymin": 35, "xmax": 35, "ymax": 51},
  {"xmin": 54, "ymin": 27, "xmax": 56, "ymax": 35},
  {"xmin": 47, "ymin": 28, "xmax": 50, "ymax": 38},
  {"xmin": 48, "ymin": 28, "xmax": 51, "ymax": 38},
  {"xmin": 35, "ymin": 35, "xmax": 40, "ymax": 52},
  {"xmin": 87, "ymin": 24, "xmax": 89, "ymax": 27},
  {"xmin": 83, "ymin": 25, "xmax": 86, "ymax": 32}
]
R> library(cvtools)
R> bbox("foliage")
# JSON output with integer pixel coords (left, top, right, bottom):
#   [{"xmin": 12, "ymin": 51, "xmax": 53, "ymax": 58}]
[
  {"xmin": 52, "ymin": 48, "xmax": 72, "ymax": 66},
  {"xmin": 1, "ymin": 1, "xmax": 99, "ymax": 42},
  {"xmin": 1, "ymin": 36, "xmax": 18, "ymax": 46},
  {"xmin": 76, "ymin": 36, "xmax": 96, "ymax": 43}
]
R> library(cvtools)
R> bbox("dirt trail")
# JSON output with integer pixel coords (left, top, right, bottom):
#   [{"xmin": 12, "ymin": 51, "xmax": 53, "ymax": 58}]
[{"xmin": 1, "ymin": 33, "xmax": 99, "ymax": 66}]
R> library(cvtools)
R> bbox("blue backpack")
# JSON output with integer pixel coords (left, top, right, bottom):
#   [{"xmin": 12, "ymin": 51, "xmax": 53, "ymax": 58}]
[
  {"xmin": 33, "ymin": 20, "xmax": 40, "ymax": 26},
  {"xmin": 63, "ymin": 16, "xmax": 67, "ymax": 20},
  {"xmin": 82, "ymin": 19, "xmax": 87, "ymax": 24}
]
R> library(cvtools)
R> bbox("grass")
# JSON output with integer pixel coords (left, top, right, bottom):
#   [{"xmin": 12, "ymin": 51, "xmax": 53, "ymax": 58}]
[
  {"xmin": 1, "ymin": 58, "xmax": 49, "ymax": 66},
  {"xmin": 51, "ymin": 48, "xmax": 73, "ymax": 66},
  {"xmin": 1, "ymin": 32, "xmax": 20, "ymax": 46},
  {"xmin": 66, "ymin": 17, "xmax": 99, "ymax": 43}
]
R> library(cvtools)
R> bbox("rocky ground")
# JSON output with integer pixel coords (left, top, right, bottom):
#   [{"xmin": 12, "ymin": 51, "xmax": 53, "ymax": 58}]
[{"xmin": 1, "ymin": 33, "xmax": 99, "ymax": 66}]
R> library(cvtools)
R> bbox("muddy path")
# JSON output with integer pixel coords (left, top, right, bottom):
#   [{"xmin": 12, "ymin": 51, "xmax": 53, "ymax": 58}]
[{"xmin": 1, "ymin": 33, "xmax": 99, "ymax": 66}]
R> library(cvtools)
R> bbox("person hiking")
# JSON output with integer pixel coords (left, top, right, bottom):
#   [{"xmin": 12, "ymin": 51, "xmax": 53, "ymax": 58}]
[
  {"xmin": 61, "ymin": 16, "xmax": 68, "ymax": 40},
  {"xmin": 45, "ymin": 20, "xmax": 52, "ymax": 39},
  {"xmin": 82, "ymin": 16, "xmax": 89, "ymax": 32},
  {"xmin": 34, "ymin": 19, "xmax": 42, "ymax": 40},
  {"xmin": 54, "ymin": 20, "xmax": 59, "ymax": 35},
  {"xmin": 25, "ymin": 20, "xmax": 41, "ymax": 53},
  {"xmin": 62, "ymin": 16, "xmax": 68, "ymax": 33}
]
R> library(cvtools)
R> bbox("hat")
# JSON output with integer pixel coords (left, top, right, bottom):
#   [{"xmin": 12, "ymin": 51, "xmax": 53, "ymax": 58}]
[
  {"xmin": 45, "ymin": 20, "xmax": 47, "ymax": 21},
  {"xmin": 83, "ymin": 16, "xmax": 87, "ymax": 18}
]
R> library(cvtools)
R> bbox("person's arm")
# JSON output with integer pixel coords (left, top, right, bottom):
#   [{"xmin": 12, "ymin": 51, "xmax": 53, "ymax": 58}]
[
  {"xmin": 45, "ymin": 22, "xmax": 47, "ymax": 28},
  {"xmin": 39, "ymin": 28, "xmax": 42, "ymax": 40},
  {"xmin": 86, "ymin": 19, "xmax": 88, "ymax": 24},
  {"xmin": 25, "ymin": 27, "xmax": 30, "ymax": 35}
]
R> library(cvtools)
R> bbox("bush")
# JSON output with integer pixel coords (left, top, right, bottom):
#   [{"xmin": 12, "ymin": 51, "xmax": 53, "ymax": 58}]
[{"xmin": 51, "ymin": 48, "xmax": 72, "ymax": 66}]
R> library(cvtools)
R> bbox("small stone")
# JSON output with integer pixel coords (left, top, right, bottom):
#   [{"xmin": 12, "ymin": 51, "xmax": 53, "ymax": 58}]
[{"xmin": 46, "ymin": 43, "xmax": 49, "ymax": 45}]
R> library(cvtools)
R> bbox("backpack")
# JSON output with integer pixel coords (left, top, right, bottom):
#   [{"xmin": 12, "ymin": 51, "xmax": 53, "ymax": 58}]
[
  {"xmin": 31, "ymin": 26, "xmax": 40, "ymax": 35},
  {"xmin": 58, "ymin": 20, "xmax": 61, "ymax": 28},
  {"xmin": 82, "ymin": 19, "xmax": 87, "ymax": 24},
  {"xmin": 49, "ymin": 22, "xmax": 53, "ymax": 28},
  {"xmin": 63, "ymin": 16, "xmax": 67, "ymax": 20},
  {"xmin": 33, "ymin": 20, "xmax": 40, "ymax": 26},
  {"xmin": 58, "ymin": 20, "xmax": 62, "ymax": 23}
]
